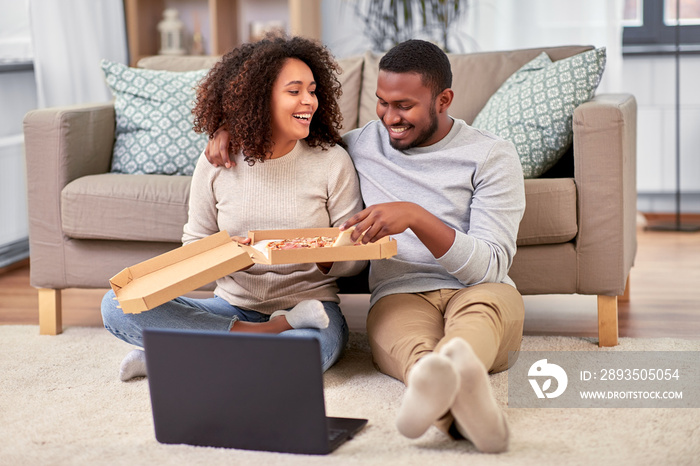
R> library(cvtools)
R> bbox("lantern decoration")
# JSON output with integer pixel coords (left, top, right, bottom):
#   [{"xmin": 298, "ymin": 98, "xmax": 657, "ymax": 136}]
[{"xmin": 158, "ymin": 9, "xmax": 185, "ymax": 55}]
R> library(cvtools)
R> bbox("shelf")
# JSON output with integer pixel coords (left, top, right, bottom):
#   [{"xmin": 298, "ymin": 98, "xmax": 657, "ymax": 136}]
[{"xmin": 124, "ymin": 0, "xmax": 321, "ymax": 66}]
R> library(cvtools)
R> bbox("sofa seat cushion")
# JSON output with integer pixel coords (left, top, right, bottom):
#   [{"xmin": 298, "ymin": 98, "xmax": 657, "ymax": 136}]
[
  {"xmin": 60, "ymin": 175, "xmax": 575, "ymax": 247},
  {"xmin": 61, "ymin": 174, "xmax": 190, "ymax": 242},
  {"xmin": 518, "ymin": 178, "xmax": 577, "ymax": 246}
]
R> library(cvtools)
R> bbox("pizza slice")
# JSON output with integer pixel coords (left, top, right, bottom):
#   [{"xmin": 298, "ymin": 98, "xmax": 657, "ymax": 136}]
[{"xmin": 333, "ymin": 226, "xmax": 364, "ymax": 247}]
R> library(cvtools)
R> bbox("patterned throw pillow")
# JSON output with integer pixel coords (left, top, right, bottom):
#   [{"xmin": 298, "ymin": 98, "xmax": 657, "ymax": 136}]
[
  {"xmin": 101, "ymin": 60, "xmax": 209, "ymax": 176},
  {"xmin": 472, "ymin": 48, "xmax": 606, "ymax": 178}
]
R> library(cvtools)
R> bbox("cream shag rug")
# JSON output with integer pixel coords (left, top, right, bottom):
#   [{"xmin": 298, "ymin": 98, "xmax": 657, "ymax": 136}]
[{"xmin": 1, "ymin": 325, "xmax": 698, "ymax": 466}]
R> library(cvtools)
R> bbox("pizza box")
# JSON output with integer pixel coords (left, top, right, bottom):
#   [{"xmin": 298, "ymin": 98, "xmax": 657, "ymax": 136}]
[
  {"xmin": 109, "ymin": 230, "xmax": 253, "ymax": 314},
  {"xmin": 240, "ymin": 227, "xmax": 397, "ymax": 265}
]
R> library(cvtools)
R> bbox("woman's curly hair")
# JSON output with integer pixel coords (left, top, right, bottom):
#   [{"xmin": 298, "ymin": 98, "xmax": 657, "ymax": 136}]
[{"xmin": 192, "ymin": 34, "xmax": 345, "ymax": 165}]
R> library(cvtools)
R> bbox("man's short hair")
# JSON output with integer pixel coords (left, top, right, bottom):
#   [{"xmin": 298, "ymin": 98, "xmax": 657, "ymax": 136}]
[{"xmin": 378, "ymin": 39, "xmax": 452, "ymax": 98}]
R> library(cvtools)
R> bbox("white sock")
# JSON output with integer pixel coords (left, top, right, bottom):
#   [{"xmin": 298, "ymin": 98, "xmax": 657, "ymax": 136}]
[
  {"xmin": 395, "ymin": 353, "xmax": 460, "ymax": 439},
  {"xmin": 119, "ymin": 349, "xmax": 147, "ymax": 381},
  {"xmin": 439, "ymin": 338, "xmax": 509, "ymax": 453},
  {"xmin": 269, "ymin": 300, "xmax": 329, "ymax": 329}
]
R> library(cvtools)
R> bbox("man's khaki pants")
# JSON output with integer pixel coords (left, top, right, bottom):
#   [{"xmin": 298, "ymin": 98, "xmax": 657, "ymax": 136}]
[{"xmin": 366, "ymin": 283, "xmax": 524, "ymax": 436}]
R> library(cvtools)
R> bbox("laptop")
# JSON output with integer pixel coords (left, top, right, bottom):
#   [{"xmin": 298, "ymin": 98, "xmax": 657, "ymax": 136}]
[{"xmin": 142, "ymin": 328, "xmax": 368, "ymax": 455}]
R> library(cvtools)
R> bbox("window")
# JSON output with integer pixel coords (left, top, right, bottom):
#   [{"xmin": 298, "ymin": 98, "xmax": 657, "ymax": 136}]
[
  {"xmin": 0, "ymin": 0, "xmax": 32, "ymax": 70},
  {"xmin": 623, "ymin": 0, "xmax": 700, "ymax": 50}
]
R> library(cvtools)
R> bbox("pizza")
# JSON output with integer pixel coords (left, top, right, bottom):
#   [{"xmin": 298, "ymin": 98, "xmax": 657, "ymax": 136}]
[
  {"xmin": 266, "ymin": 236, "xmax": 337, "ymax": 251},
  {"xmin": 265, "ymin": 227, "xmax": 363, "ymax": 251},
  {"xmin": 333, "ymin": 226, "xmax": 362, "ymax": 247}
]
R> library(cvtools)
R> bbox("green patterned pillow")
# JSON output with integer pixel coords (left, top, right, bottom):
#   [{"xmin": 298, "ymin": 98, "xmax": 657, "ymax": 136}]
[
  {"xmin": 472, "ymin": 48, "xmax": 606, "ymax": 178},
  {"xmin": 101, "ymin": 60, "xmax": 209, "ymax": 175}
]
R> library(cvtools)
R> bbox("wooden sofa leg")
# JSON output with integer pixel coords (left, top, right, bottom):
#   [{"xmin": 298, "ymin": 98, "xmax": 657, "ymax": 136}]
[
  {"xmin": 38, "ymin": 288, "xmax": 63, "ymax": 335},
  {"xmin": 597, "ymin": 295, "xmax": 618, "ymax": 347},
  {"xmin": 618, "ymin": 276, "xmax": 630, "ymax": 302}
]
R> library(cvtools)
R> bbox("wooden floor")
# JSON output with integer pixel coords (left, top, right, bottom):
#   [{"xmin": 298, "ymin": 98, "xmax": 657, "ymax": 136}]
[{"xmin": 1, "ymin": 214, "xmax": 699, "ymax": 339}]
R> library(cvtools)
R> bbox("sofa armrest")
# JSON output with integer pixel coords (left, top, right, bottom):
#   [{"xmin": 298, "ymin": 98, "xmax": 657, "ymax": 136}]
[
  {"xmin": 572, "ymin": 93, "xmax": 637, "ymax": 296},
  {"xmin": 23, "ymin": 102, "xmax": 116, "ymax": 288}
]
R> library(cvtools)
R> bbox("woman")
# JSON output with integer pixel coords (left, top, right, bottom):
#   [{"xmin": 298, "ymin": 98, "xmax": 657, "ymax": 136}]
[{"xmin": 101, "ymin": 35, "xmax": 364, "ymax": 381}]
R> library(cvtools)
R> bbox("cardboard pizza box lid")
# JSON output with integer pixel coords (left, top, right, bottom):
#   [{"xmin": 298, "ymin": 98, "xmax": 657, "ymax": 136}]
[
  {"xmin": 109, "ymin": 230, "xmax": 253, "ymax": 314},
  {"xmin": 241, "ymin": 227, "xmax": 398, "ymax": 265}
]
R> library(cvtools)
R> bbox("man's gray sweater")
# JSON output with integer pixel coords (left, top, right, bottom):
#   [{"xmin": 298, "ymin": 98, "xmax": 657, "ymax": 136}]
[{"xmin": 343, "ymin": 118, "xmax": 526, "ymax": 306}]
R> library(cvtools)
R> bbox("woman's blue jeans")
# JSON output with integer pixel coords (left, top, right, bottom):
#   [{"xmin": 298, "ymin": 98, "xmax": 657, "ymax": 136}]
[{"xmin": 101, "ymin": 290, "xmax": 349, "ymax": 372}]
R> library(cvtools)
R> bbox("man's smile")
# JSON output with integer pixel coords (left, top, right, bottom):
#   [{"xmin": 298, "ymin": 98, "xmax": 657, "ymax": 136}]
[{"xmin": 387, "ymin": 124, "xmax": 412, "ymax": 138}]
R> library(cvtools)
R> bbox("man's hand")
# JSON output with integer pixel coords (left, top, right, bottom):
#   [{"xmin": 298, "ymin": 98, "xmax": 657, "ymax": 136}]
[
  {"xmin": 205, "ymin": 127, "xmax": 235, "ymax": 168},
  {"xmin": 341, "ymin": 202, "xmax": 456, "ymax": 258},
  {"xmin": 341, "ymin": 202, "xmax": 416, "ymax": 244}
]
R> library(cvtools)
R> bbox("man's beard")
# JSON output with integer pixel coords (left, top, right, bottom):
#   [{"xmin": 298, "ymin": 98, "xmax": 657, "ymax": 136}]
[{"xmin": 388, "ymin": 104, "xmax": 438, "ymax": 150}]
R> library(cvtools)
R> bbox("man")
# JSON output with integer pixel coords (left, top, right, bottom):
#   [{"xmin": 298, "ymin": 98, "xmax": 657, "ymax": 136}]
[{"xmin": 206, "ymin": 39, "xmax": 525, "ymax": 453}]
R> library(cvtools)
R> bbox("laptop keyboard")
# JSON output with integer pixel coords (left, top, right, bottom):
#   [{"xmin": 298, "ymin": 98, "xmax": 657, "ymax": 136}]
[{"xmin": 328, "ymin": 428, "xmax": 347, "ymax": 443}]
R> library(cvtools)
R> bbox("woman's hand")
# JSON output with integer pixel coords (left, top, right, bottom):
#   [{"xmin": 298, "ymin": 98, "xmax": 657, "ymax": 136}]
[
  {"xmin": 316, "ymin": 262, "xmax": 333, "ymax": 274},
  {"xmin": 205, "ymin": 127, "xmax": 235, "ymax": 168},
  {"xmin": 230, "ymin": 235, "xmax": 254, "ymax": 271},
  {"xmin": 230, "ymin": 235, "xmax": 251, "ymax": 245}
]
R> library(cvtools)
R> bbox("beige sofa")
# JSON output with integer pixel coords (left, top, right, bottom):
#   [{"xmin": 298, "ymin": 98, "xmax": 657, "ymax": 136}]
[{"xmin": 23, "ymin": 45, "xmax": 637, "ymax": 346}]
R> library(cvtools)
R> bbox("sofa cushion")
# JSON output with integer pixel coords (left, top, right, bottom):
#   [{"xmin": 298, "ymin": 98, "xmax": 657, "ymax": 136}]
[
  {"xmin": 61, "ymin": 174, "xmax": 191, "ymax": 242},
  {"xmin": 101, "ymin": 60, "xmax": 209, "ymax": 176},
  {"xmin": 61, "ymin": 174, "xmax": 575, "ymax": 247},
  {"xmin": 358, "ymin": 51, "xmax": 382, "ymax": 128},
  {"xmin": 472, "ymin": 48, "xmax": 606, "ymax": 178},
  {"xmin": 137, "ymin": 55, "xmax": 220, "ymax": 71},
  {"xmin": 336, "ymin": 56, "xmax": 364, "ymax": 133},
  {"xmin": 358, "ymin": 46, "xmax": 594, "ymax": 127},
  {"xmin": 518, "ymin": 178, "xmax": 577, "ymax": 246}
]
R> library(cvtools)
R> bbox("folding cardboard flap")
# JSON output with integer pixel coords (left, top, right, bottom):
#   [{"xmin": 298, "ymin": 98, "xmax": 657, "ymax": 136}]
[
  {"xmin": 109, "ymin": 267, "xmax": 133, "ymax": 293},
  {"xmin": 110, "ymin": 231, "xmax": 231, "ymax": 291},
  {"xmin": 239, "ymin": 244, "xmax": 268, "ymax": 263},
  {"xmin": 109, "ymin": 230, "xmax": 254, "ymax": 314},
  {"xmin": 115, "ymin": 230, "xmax": 234, "ymax": 284},
  {"xmin": 131, "ymin": 251, "xmax": 249, "ymax": 312}
]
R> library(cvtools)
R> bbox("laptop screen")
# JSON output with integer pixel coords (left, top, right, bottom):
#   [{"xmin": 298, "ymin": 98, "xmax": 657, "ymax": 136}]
[{"xmin": 143, "ymin": 329, "xmax": 350, "ymax": 454}]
